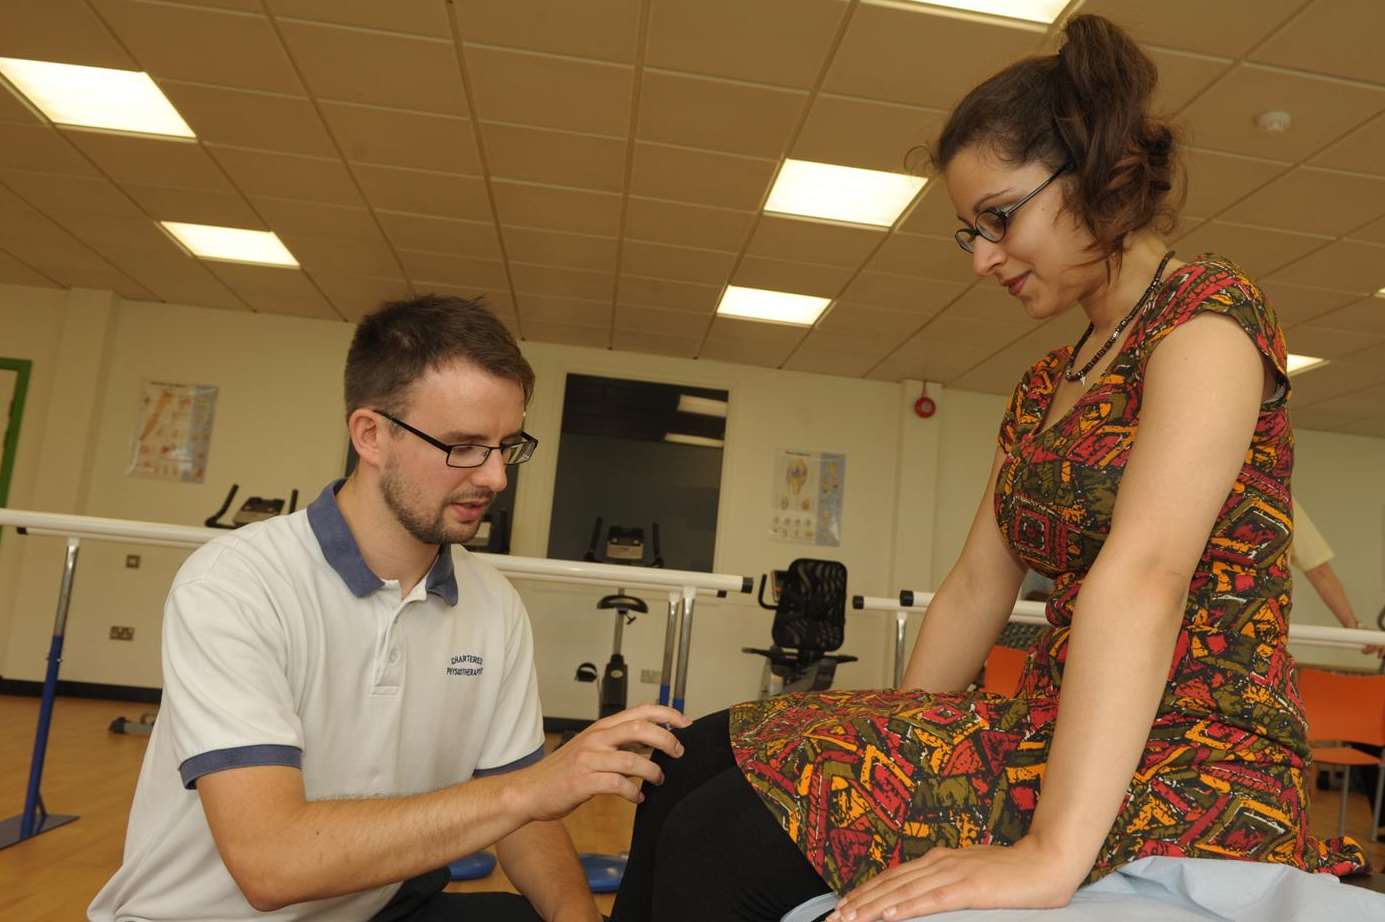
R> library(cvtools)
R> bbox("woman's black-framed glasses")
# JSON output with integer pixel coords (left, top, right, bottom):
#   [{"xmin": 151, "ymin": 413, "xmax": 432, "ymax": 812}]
[
  {"xmin": 954, "ymin": 162, "xmax": 1071, "ymax": 254},
  {"xmin": 373, "ymin": 410, "xmax": 538, "ymax": 468}
]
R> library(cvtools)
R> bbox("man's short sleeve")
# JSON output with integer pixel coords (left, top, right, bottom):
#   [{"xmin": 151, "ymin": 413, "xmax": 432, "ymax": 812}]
[
  {"xmin": 161, "ymin": 549, "xmax": 305, "ymax": 789},
  {"xmin": 472, "ymin": 585, "xmax": 545, "ymax": 777}
]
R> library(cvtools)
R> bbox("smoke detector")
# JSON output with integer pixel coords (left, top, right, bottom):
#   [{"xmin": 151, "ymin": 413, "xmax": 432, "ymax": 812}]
[{"xmin": 1256, "ymin": 111, "xmax": 1292, "ymax": 133}]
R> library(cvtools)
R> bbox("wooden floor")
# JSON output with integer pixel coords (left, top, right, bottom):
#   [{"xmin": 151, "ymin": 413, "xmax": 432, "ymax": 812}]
[{"xmin": 2, "ymin": 695, "xmax": 1381, "ymax": 919}]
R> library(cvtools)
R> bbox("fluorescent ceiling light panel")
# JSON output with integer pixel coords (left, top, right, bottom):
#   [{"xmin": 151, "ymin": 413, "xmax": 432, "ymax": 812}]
[
  {"xmin": 1285, "ymin": 353, "xmax": 1326, "ymax": 376},
  {"xmin": 677, "ymin": 395, "xmax": 728, "ymax": 418},
  {"xmin": 0, "ymin": 57, "xmax": 194, "ymax": 138},
  {"xmin": 901, "ymin": 0, "xmax": 1068, "ymax": 24},
  {"xmin": 716, "ymin": 286, "xmax": 831, "ymax": 327},
  {"xmin": 1375, "ymin": 287, "xmax": 1385, "ymax": 298},
  {"xmin": 664, "ymin": 433, "xmax": 725, "ymax": 448},
  {"xmin": 765, "ymin": 160, "xmax": 925, "ymax": 227},
  {"xmin": 161, "ymin": 222, "xmax": 298, "ymax": 268}
]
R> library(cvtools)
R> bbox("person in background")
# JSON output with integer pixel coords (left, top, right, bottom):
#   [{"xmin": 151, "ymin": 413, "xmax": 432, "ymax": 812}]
[{"xmin": 1292, "ymin": 498, "xmax": 1382, "ymax": 656}]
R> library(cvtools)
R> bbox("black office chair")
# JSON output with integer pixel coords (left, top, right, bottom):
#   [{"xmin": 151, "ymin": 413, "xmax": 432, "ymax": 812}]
[{"xmin": 742, "ymin": 558, "xmax": 856, "ymax": 698}]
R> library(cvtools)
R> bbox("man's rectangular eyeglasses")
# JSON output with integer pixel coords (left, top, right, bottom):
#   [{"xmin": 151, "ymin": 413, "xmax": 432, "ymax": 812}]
[
  {"xmin": 374, "ymin": 410, "xmax": 538, "ymax": 468},
  {"xmin": 954, "ymin": 162, "xmax": 1071, "ymax": 254}
]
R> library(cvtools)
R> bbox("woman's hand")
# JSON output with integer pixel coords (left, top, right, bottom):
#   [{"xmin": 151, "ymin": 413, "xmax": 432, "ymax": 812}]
[{"xmin": 826, "ymin": 836, "xmax": 1088, "ymax": 922}]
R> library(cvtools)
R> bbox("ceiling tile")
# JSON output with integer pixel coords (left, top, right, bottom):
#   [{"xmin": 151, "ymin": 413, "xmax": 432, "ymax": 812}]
[
  {"xmin": 1251, "ymin": 0, "xmax": 1385, "ymax": 85},
  {"xmin": 454, "ymin": 0, "xmax": 640, "ymax": 63},
  {"xmin": 491, "ymin": 180, "xmax": 622, "ymax": 236},
  {"xmin": 916, "ymin": 307, "xmax": 1029, "ymax": 349},
  {"xmin": 1287, "ymin": 356, "xmax": 1385, "ymax": 405},
  {"xmin": 159, "ymin": 81, "xmax": 335, "ymax": 157},
  {"xmin": 68, "ymin": 133, "xmax": 230, "ymax": 191},
  {"xmin": 421, "ymin": 284, "xmax": 515, "ymax": 316},
  {"xmin": 1348, "ymin": 213, "xmax": 1385, "ymax": 245},
  {"xmin": 502, "ymin": 226, "xmax": 618, "ymax": 272},
  {"xmin": 746, "ymin": 216, "xmax": 886, "ymax": 268},
  {"xmin": 509, "ymin": 261, "xmax": 614, "ymax": 300},
  {"xmin": 637, "ymin": 70, "xmax": 806, "ymax": 159},
  {"xmin": 250, "ymin": 197, "xmax": 378, "ymax": 242},
  {"xmin": 702, "ymin": 319, "xmax": 803, "ymax": 368},
  {"xmin": 793, "ymin": 94, "xmax": 943, "ymax": 175},
  {"xmin": 817, "ymin": 301, "xmax": 926, "ymax": 339},
  {"xmin": 629, "ymin": 142, "xmax": 775, "ymax": 210},
  {"xmin": 0, "ymin": 0, "xmax": 136, "ymax": 68},
  {"xmin": 1266, "ymin": 240, "xmax": 1385, "ymax": 294},
  {"xmin": 93, "ymin": 0, "xmax": 302, "ymax": 93},
  {"xmin": 1311, "ymin": 112, "xmax": 1385, "ymax": 178},
  {"xmin": 823, "ymin": 4, "xmax": 1041, "ymax": 109},
  {"xmin": 796, "ymin": 326, "xmax": 899, "ymax": 357},
  {"xmin": 278, "ymin": 232, "xmax": 401, "ymax": 277},
  {"xmin": 0, "ymin": 169, "xmax": 142, "ymax": 218},
  {"xmin": 321, "ymin": 102, "xmax": 478, "ymax": 174},
  {"xmin": 898, "ymin": 185, "xmax": 962, "ymax": 237},
  {"xmin": 865, "ymin": 337, "xmax": 982, "ymax": 384},
  {"xmin": 869, "ymin": 233, "xmax": 976, "ymax": 284},
  {"xmin": 1310, "ymin": 296, "xmax": 1385, "ymax": 337},
  {"xmin": 276, "ymin": 19, "xmax": 467, "ymax": 115},
  {"xmin": 266, "ymin": 0, "xmax": 450, "ymax": 37},
  {"xmin": 942, "ymin": 286, "xmax": 1044, "ymax": 334},
  {"xmin": 516, "ymin": 292, "xmax": 611, "ymax": 328},
  {"xmin": 950, "ymin": 339, "xmax": 1041, "ymax": 396},
  {"xmin": 0, "ymin": 248, "xmax": 58, "ymax": 287},
  {"xmin": 312, "ymin": 272, "xmax": 414, "ymax": 322},
  {"xmin": 624, "ymin": 197, "xmax": 754, "ymax": 251},
  {"xmin": 122, "ymin": 183, "xmax": 263, "ymax": 228},
  {"xmin": 841, "ymin": 271, "xmax": 967, "ymax": 315},
  {"xmin": 1145, "ymin": 48, "xmax": 1231, "ymax": 113},
  {"xmin": 645, "ymin": 0, "xmax": 848, "ymax": 89},
  {"xmin": 397, "ymin": 249, "xmax": 507, "ymax": 288},
  {"xmin": 375, "ymin": 211, "xmax": 501, "ymax": 259},
  {"xmin": 463, "ymin": 45, "xmax": 632, "ymax": 136},
  {"xmin": 522, "ymin": 320, "xmax": 609, "ymax": 349},
  {"xmin": 1180, "ymin": 65, "xmax": 1385, "ymax": 162},
  {"xmin": 1284, "ymin": 323, "xmax": 1383, "ymax": 360},
  {"xmin": 733, "ymin": 255, "xmax": 850, "ymax": 298},
  {"xmin": 203, "ymin": 261, "xmax": 337, "ymax": 319},
  {"xmin": 1179, "ymin": 148, "xmax": 1288, "ymax": 219},
  {"xmin": 1221, "ymin": 167, "xmax": 1385, "ymax": 237},
  {"xmin": 1260, "ymin": 280, "xmax": 1360, "ymax": 328},
  {"xmin": 613, "ymin": 303, "xmax": 711, "ymax": 339},
  {"xmin": 210, "ymin": 145, "xmax": 361, "ymax": 204},
  {"xmin": 1339, "ymin": 416, "xmax": 1385, "ymax": 438},
  {"xmin": 610, "ymin": 329, "xmax": 701, "ymax": 358},
  {"xmin": 352, "ymin": 164, "xmax": 487, "ymax": 219},
  {"xmin": 1173, "ymin": 222, "xmax": 1331, "ymax": 278},
  {"xmin": 621, "ymin": 240, "xmax": 735, "ymax": 286},
  {"xmin": 617, "ymin": 274, "xmax": 720, "ymax": 313},
  {"xmin": 1078, "ymin": 0, "xmax": 1304, "ymax": 57},
  {"xmin": 47, "ymin": 264, "xmax": 155, "ymax": 299},
  {"xmin": 481, "ymin": 122, "xmax": 626, "ymax": 192},
  {"xmin": 0, "ymin": 86, "xmax": 37, "ymax": 125},
  {"xmin": 782, "ymin": 344, "xmax": 881, "ymax": 378}
]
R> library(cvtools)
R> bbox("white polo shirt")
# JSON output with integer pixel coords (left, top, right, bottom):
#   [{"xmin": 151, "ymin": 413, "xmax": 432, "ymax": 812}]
[{"xmin": 89, "ymin": 481, "xmax": 545, "ymax": 922}]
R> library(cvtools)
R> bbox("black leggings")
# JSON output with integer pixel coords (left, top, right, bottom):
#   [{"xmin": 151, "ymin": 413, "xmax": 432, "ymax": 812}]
[{"xmin": 610, "ymin": 709, "xmax": 831, "ymax": 922}]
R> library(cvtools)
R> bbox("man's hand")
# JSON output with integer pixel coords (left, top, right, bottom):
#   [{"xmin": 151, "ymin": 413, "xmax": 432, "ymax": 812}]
[
  {"xmin": 826, "ymin": 836, "xmax": 1087, "ymax": 922},
  {"xmin": 511, "ymin": 704, "xmax": 690, "ymax": 822}
]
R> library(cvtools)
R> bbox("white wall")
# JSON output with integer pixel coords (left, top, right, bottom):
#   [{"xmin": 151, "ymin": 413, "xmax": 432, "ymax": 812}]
[{"xmin": 0, "ymin": 281, "xmax": 1381, "ymax": 720}]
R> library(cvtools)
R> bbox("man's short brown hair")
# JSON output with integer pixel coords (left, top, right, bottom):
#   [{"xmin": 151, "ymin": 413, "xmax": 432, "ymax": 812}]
[{"xmin": 344, "ymin": 294, "xmax": 534, "ymax": 418}]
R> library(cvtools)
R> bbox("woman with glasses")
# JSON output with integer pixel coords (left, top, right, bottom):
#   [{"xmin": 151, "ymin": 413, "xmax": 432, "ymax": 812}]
[{"xmin": 611, "ymin": 14, "xmax": 1366, "ymax": 922}]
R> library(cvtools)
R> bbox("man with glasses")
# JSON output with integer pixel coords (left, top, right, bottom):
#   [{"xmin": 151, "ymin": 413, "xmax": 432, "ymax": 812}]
[{"xmin": 91, "ymin": 295, "xmax": 688, "ymax": 922}]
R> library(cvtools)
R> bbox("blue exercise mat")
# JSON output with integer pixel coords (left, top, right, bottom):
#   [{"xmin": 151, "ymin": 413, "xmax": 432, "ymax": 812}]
[
  {"xmin": 447, "ymin": 851, "xmax": 497, "ymax": 881},
  {"xmin": 581, "ymin": 853, "xmax": 626, "ymax": 893}
]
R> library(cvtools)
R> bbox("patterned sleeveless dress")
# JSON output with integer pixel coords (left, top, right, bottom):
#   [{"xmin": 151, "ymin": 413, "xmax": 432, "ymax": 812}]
[{"xmin": 729, "ymin": 254, "xmax": 1367, "ymax": 893}]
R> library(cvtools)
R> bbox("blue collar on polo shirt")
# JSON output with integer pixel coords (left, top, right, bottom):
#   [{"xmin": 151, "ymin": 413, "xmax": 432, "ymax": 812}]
[{"xmin": 307, "ymin": 479, "xmax": 460, "ymax": 606}]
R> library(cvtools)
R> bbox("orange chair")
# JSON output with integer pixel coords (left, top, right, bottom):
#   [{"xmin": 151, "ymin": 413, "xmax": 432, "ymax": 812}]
[
  {"xmin": 1297, "ymin": 666, "xmax": 1385, "ymax": 840},
  {"xmin": 982, "ymin": 645, "xmax": 1028, "ymax": 697}
]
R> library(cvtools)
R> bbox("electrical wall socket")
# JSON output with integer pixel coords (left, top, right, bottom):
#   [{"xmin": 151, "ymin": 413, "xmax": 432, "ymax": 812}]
[
  {"xmin": 639, "ymin": 669, "xmax": 661, "ymax": 685},
  {"xmin": 109, "ymin": 625, "xmax": 135, "ymax": 641}
]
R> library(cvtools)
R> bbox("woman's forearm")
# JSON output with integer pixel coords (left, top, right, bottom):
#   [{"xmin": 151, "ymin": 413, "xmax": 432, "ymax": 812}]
[
  {"xmin": 1025, "ymin": 556, "xmax": 1187, "ymax": 874},
  {"xmin": 902, "ymin": 562, "xmax": 1021, "ymax": 692}
]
